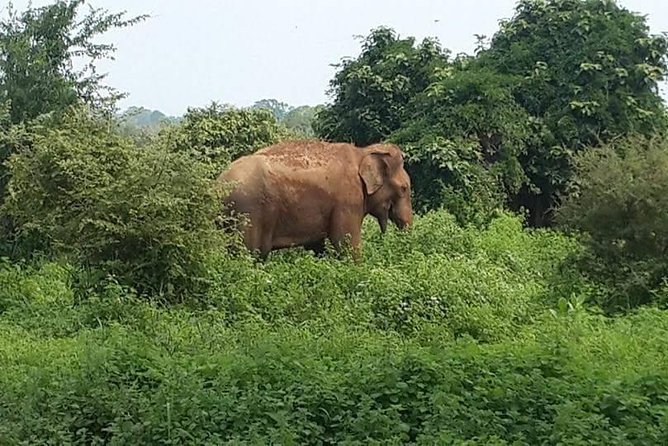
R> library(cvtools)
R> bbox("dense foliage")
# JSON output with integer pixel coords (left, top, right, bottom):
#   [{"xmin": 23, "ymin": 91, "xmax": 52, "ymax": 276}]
[
  {"xmin": 314, "ymin": 27, "xmax": 449, "ymax": 146},
  {"xmin": 159, "ymin": 102, "xmax": 291, "ymax": 172},
  {"xmin": 482, "ymin": 0, "xmax": 668, "ymax": 225},
  {"xmin": 0, "ymin": 213, "xmax": 666, "ymax": 444},
  {"xmin": 0, "ymin": 0, "xmax": 146, "ymax": 204},
  {"xmin": 3, "ymin": 108, "xmax": 229, "ymax": 298},
  {"xmin": 315, "ymin": 0, "xmax": 668, "ymax": 226},
  {"xmin": 557, "ymin": 135, "xmax": 668, "ymax": 312},
  {"xmin": 1, "ymin": 0, "xmax": 668, "ymax": 443},
  {"xmin": 391, "ymin": 64, "xmax": 532, "ymax": 224}
]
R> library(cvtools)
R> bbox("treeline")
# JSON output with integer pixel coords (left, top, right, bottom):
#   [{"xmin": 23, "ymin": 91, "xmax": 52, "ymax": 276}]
[
  {"xmin": 313, "ymin": 1, "xmax": 668, "ymax": 228},
  {"xmin": 118, "ymin": 100, "xmax": 319, "ymax": 137}
]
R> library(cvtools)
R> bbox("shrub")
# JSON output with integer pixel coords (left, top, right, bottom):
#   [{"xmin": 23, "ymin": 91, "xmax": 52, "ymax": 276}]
[
  {"xmin": 3, "ymin": 108, "xmax": 230, "ymax": 299},
  {"xmin": 0, "ymin": 309, "xmax": 667, "ymax": 444},
  {"xmin": 557, "ymin": 135, "xmax": 668, "ymax": 312},
  {"xmin": 205, "ymin": 211, "xmax": 580, "ymax": 340},
  {"xmin": 0, "ymin": 259, "xmax": 155, "ymax": 338},
  {"xmin": 159, "ymin": 102, "xmax": 292, "ymax": 172},
  {"xmin": 0, "ymin": 205, "xmax": 663, "ymax": 444}
]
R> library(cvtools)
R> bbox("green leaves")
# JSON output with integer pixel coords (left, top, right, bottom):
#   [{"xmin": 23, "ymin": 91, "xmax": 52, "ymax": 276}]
[
  {"xmin": 0, "ymin": 0, "xmax": 147, "ymax": 124},
  {"xmin": 556, "ymin": 134, "xmax": 668, "ymax": 312},
  {"xmin": 158, "ymin": 102, "xmax": 289, "ymax": 173},
  {"xmin": 3, "ymin": 107, "xmax": 231, "ymax": 299},
  {"xmin": 390, "ymin": 65, "xmax": 531, "ymax": 224},
  {"xmin": 314, "ymin": 27, "xmax": 450, "ymax": 146},
  {"xmin": 1, "ymin": 277, "xmax": 668, "ymax": 444},
  {"xmin": 0, "ymin": 1, "xmax": 147, "ymax": 211},
  {"xmin": 481, "ymin": 0, "xmax": 668, "ymax": 224}
]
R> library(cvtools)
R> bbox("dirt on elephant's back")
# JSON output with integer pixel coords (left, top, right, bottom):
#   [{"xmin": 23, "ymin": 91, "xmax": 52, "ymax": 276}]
[{"xmin": 256, "ymin": 140, "xmax": 354, "ymax": 171}]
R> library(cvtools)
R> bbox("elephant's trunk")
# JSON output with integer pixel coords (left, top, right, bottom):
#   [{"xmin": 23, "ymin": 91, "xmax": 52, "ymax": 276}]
[{"xmin": 378, "ymin": 215, "xmax": 388, "ymax": 234}]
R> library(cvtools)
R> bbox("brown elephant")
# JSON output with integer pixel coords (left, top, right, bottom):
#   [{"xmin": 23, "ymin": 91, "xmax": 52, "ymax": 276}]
[{"xmin": 217, "ymin": 140, "xmax": 413, "ymax": 259}]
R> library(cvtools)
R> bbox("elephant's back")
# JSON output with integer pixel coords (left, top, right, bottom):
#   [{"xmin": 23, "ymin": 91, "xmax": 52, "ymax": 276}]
[{"xmin": 254, "ymin": 140, "xmax": 358, "ymax": 172}]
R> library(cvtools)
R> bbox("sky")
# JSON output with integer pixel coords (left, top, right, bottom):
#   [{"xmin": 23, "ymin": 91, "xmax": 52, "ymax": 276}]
[{"xmin": 5, "ymin": 0, "xmax": 668, "ymax": 115}]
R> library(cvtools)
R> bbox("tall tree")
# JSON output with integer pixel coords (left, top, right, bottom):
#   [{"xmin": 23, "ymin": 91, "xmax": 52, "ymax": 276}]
[
  {"xmin": 314, "ymin": 27, "xmax": 450, "ymax": 146},
  {"xmin": 480, "ymin": 0, "xmax": 668, "ymax": 225},
  {"xmin": 0, "ymin": 0, "xmax": 147, "ymax": 124},
  {"xmin": 0, "ymin": 0, "xmax": 145, "ymax": 204}
]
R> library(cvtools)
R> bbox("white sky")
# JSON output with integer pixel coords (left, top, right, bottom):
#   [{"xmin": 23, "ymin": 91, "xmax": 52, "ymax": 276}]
[{"xmin": 5, "ymin": 0, "xmax": 668, "ymax": 115}]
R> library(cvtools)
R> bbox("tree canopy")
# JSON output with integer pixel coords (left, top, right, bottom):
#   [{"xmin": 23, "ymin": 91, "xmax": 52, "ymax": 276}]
[
  {"xmin": 0, "ymin": 0, "xmax": 146, "ymax": 204},
  {"xmin": 314, "ymin": 0, "xmax": 668, "ymax": 226},
  {"xmin": 0, "ymin": 0, "xmax": 147, "ymax": 123},
  {"xmin": 314, "ymin": 27, "xmax": 450, "ymax": 146},
  {"xmin": 481, "ymin": 0, "xmax": 668, "ymax": 224}
]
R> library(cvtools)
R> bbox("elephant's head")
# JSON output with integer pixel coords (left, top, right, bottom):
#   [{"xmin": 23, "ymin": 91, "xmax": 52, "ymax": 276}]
[{"xmin": 359, "ymin": 143, "xmax": 413, "ymax": 233}]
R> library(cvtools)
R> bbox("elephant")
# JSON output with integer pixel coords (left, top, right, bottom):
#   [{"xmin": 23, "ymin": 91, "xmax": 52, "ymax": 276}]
[{"xmin": 216, "ymin": 140, "xmax": 413, "ymax": 260}]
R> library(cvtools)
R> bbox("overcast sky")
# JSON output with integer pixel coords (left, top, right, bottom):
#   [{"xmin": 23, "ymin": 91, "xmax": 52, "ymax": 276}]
[{"xmin": 6, "ymin": 0, "xmax": 668, "ymax": 115}]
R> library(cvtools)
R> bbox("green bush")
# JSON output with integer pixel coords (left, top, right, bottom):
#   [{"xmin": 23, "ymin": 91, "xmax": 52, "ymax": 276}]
[
  {"xmin": 0, "ymin": 309, "xmax": 666, "ymax": 444},
  {"xmin": 0, "ymin": 209, "xmax": 580, "ymax": 341},
  {"xmin": 557, "ymin": 135, "xmax": 668, "ymax": 312},
  {"xmin": 202, "ymin": 211, "xmax": 580, "ymax": 340},
  {"xmin": 3, "ymin": 108, "xmax": 230, "ymax": 299},
  {"xmin": 0, "ymin": 206, "xmax": 665, "ymax": 444},
  {"xmin": 159, "ymin": 102, "xmax": 292, "ymax": 172},
  {"xmin": 0, "ymin": 259, "xmax": 156, "ymax": 338}
]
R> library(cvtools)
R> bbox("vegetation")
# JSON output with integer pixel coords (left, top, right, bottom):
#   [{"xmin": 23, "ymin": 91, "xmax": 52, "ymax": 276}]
[
  {"xmin": 252, "ymin": 99, "xmax": 319, "ymax": 136},
  {"xmin": 0, "ymin": 0, "xmax": 146, "ymax": 203},
  {"xmin": 3, "ymin": 108, "xmax": 230, "ymax": 298},
  {"xmin": 0, "ymin": 213, "xmax": 667, "ymax": 444},
  {"xmin": 315, "ymin": 0, "xmax": 668, "ymax": 226},
  {"xmin": 557, "ymin": 135, "xmax": 668, "ymax": 313},
  {"xmin": 0, "ymin": 0, "xmax": 146, "ymax": 124},
  {"xmin": 157, "ymin": 102, "xmax": 291, "ymax": 172},
  {"xmin": 1, "ymin": 0, "xmax": 668, "ymax": 443}
]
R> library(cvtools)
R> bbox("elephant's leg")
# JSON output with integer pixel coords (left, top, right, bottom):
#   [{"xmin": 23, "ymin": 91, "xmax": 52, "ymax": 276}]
[
  {"xmin": 242, "ymin": 218, "xmax": 270, "ymax": 260},
  {"xmin": 347, "ymin": 231, "xmax": 362, "ymax": 262},
  {"xmin": 257, "ymin": 234, "xmax": 273, "ymax": 261},
  {"xmin": 304, "ymin": 239, "xmax": 326, "ymax": 256},
  {"xmin": 328, "ymin": 212, "xmax": 362, "ymax": 261},
  {"xmin": 256, "ymin": 211, "xmax": 278, "ymax": 261}
]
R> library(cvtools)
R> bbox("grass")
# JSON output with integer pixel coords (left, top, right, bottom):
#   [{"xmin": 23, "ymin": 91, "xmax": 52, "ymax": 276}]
[{"xmin": 0, "ymin": 210, "xmax": 666, "ymax": 444}]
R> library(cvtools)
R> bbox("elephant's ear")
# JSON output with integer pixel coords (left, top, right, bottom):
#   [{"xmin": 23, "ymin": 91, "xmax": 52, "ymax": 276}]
[{"xmin": 359, "ymin": 152, "xmax": 389, "ymax": 195}]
